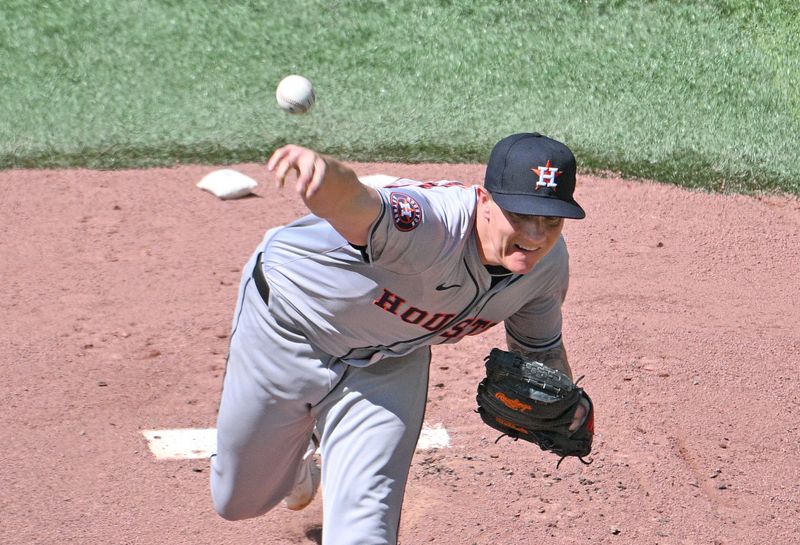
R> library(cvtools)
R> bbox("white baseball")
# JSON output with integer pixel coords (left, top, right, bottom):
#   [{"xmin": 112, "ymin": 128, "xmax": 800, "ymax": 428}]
[{"xmin": 276, "ymin": 75, "xmax": 316, "ymax": 114}]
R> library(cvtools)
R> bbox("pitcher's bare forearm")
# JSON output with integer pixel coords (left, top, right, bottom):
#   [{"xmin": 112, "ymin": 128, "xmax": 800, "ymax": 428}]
[
  {"xmin": 505, "ymin": 335, "xmax": 573, "ymax": 379},
  {"xmin": 267, "ymin": 145, "xmax": 381, "ymax": 245},
  {"xmin": 302, "ymin": 156, "xmax": 381, "ymax": 245}
]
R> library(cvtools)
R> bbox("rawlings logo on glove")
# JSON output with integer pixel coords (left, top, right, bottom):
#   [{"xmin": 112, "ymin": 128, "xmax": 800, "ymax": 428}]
[{"xmin": 476, "ymin": 348, "xmax": 594, "ymax": 467}]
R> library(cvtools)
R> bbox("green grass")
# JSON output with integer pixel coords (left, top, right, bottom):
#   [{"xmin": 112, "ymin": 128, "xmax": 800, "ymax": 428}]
[{"xmin": 1, "ymin": 1, "xmax": 798, "ymax": 194}]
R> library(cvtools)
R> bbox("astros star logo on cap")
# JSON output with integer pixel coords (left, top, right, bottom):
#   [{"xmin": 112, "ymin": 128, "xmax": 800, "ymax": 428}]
[{"xmin": 532, "ymin": 160, "xmax": 562, "ymax": 190}]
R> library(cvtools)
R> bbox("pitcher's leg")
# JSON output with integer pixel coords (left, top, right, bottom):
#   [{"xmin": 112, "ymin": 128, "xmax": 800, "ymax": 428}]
[
  {"xmin": 211, "ymin": 276, "xmax": 341, "ymax": 521},
  {"xmin": 314, "ymin": 348, "xmax": 431, "ymax": 545},
  {"xmin": 212, "ymin": 359, "xmax": 315, "ymax": 519}
]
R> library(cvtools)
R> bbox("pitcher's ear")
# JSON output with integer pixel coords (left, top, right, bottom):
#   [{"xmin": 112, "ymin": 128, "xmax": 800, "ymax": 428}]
[{"xmin": 476, "ymin": 186, "xmax": 492, "ymax": 219}]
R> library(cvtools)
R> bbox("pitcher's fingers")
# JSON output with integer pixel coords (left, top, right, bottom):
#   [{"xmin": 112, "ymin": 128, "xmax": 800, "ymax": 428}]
[
  {"xmin": 568, "ymin": 400, "xmax": 588, "ymax": 432},
  {"xmin": 304, "ymin": 155, "xmax": 327, "ymax": 198},
  {"xmin": 266, "ymin": 145, "xmax": 293, "ymax": 171},
  {"xmin": 273, "ymin": 148, "xmax": 305, "ymax": 189},
  {"xmin": 271, "ymin": 158, "xmax": 292, "ymax": 188},
  {"xmin": 268, "ymin": 146, "xmax": 298, "ymax": 188},
  {"xmin": 293, "ymin": 151, "xmax": 318, "ymax": 197}
]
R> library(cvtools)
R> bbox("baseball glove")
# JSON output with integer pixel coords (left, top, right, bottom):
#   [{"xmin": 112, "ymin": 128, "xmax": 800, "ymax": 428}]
[{"xmin": 476, "ymin": 348, "xmax": 594, "ymax": 467}]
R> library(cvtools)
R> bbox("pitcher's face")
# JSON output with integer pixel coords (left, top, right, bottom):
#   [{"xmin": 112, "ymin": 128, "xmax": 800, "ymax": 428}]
[{"xmin": 477, "ymin": 192, "xmax": 564, "ymax": 275}]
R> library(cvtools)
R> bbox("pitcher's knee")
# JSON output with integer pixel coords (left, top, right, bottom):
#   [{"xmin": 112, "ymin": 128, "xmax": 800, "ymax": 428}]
[
  {"xmin": 213, "ymin": 501, "xmax": 249, "ymax": 522},
  {"xmin": 211, "ymin": 471, "xmax": 282, "ymax": 521},
  {"xmin": 212, "ymin": 492, "xmax": 280, "ymax": 521},
  {"xmin": 213, "ymin": 502, "xmax": 256, "ymax": 522}
]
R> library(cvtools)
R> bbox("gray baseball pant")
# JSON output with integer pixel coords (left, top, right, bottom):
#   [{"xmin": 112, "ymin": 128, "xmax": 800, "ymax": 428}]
[{"xmin": 211, "ymin": 244, "xmax": 431, "ymax": 545}]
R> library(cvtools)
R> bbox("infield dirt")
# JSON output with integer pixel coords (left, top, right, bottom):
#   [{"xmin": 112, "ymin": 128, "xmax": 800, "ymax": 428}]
[{"xmin": 1, "ymin": 163, "xmax": 798, "ymax": 544}]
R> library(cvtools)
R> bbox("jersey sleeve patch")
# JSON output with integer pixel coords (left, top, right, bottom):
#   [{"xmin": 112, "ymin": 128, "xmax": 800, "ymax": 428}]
[{"xmin": 390, "ymin": 192, "xmax": 423, "ymax": 232}]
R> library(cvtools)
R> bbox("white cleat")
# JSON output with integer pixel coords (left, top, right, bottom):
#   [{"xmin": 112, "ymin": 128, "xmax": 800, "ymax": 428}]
[{"xmin": 283, "ymin": 439, "xmax": 321, "ymax": 511}]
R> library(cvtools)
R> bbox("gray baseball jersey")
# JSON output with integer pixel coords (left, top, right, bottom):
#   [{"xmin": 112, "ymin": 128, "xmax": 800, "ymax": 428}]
[
  {"xmin": 261, "ymin": 180, "xmax": 568, "ymax": 365},
  {"xmin": 213, "ymin": 178, "xmax": 573, "ymax": 544}
]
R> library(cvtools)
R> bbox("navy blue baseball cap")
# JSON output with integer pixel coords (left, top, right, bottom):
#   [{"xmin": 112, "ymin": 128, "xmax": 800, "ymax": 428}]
[{"xmin": 484, "ymin": 133, "xmax": 585, "ymax": 219}]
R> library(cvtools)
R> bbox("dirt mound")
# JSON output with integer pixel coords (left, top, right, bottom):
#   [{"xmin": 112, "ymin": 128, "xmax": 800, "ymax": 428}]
[{"xmin": 1, "ymin": 164, "xmax": 797, "ymax": 544}]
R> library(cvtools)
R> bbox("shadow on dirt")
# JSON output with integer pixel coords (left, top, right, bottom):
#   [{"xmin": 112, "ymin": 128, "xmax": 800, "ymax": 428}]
[{"xmin": 304, "ymin": 524, "xmax": 322, "ymax": 544}]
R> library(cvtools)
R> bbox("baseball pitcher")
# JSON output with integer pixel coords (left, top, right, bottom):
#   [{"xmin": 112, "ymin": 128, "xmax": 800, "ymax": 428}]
[{"xmin": 210, "ymin": 133, "xmax": 592, "ymax": 545}]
